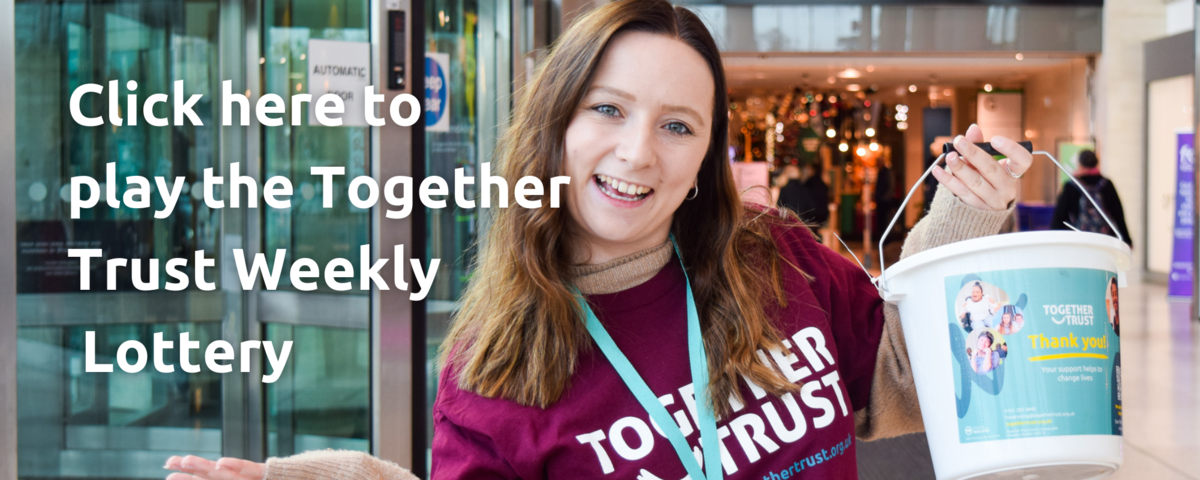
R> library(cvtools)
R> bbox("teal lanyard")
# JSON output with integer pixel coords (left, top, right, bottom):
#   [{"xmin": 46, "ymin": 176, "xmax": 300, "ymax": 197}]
[{"xmin": 578, "ymin": 237, "xmax": 722, "ymax": 480}]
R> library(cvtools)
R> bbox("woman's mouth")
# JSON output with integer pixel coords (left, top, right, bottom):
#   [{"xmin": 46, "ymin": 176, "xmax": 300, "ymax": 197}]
[{"xmin": 594, "ymin": 174, "xmax": 653, "ymax": 202}]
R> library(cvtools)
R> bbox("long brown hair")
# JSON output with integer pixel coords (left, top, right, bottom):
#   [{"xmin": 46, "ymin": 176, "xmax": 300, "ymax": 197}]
[{"xmin": 440, "ymin": 0, "xmax": 801, "ymax": 417}]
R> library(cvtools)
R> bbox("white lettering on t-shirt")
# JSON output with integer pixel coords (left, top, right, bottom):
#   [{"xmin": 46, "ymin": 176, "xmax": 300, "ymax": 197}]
[
  {"xmin": 821, "ymin": 370, "xmax": 849, "ymax": 416},
  {"xmin": 610, "ymin": 417, "xmax": 655, "ymax": 461},
  {"xmin": 792, "ymin": 327, "xmax": 835, "ymax": 372},
  {"xmin": 762, "ymin": 392, "xmax": 807, "ymax": 443},
  {"xmin": 729, "ymin": 413, "xmax": 781, "ymax": 463},
  {"xmin": 651, "ymin": 393, "xmax": 694, "ymax": 437},
  {"xmin": 801, "ymin": 381, "xmax": 836, "ymax": 429},
  {"xmin": 716, "ymin": 425, "xmax": 738, "ymax": 475},
  {"xmin": 766, "ymin": 339, "xmax": 813, "ymax": 382},
  {"xmin": 678, "ymin": 383, "xmax": 699, "ymax": 430},
  {"xmin": 576, "ymin": 430, "xmax": 614, "ymax": 474},
  {"xmin": 577, "ymin": 326, "xmax": 851, "ymax": 477}
]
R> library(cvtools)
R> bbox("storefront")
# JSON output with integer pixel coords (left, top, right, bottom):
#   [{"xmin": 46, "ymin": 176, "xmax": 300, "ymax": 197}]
[
  {"xmin": 7, "ymin": 0, "xmax": 525, "ymax": 477},
  {"xmin": 689, "ymin": 1, "xmax": 1103, "ymax": 266}
]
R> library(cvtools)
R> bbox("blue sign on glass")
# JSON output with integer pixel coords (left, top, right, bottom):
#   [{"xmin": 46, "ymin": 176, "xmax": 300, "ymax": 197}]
[{"xmin": 425, "ymin": 53, "xmax": 450, "ymax": 132}]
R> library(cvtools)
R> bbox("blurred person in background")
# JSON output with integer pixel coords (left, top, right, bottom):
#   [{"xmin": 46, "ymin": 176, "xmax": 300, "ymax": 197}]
[
  {"xmin": 777, "ymin": 163, "xmax": 816, "ymax": 225},
  {"xmin": 874, "ymin": 158, "xmax": 895, "ymax": 242},
  {"xmin": 1051, "ymin": 150, "xmax": 1132, "ymax": 248},
  {"xmin": 779, "ymin": 162, "xmax": 829, "ymax": 233}
]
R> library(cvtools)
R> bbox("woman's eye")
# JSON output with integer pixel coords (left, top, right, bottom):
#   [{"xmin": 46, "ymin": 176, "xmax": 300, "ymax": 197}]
[
  {"xmin": 665, "ymin": 122, "xmax": 692, "ymax": 136},
  {"xmin": 593, "ymin": 104, "xmax": 619, "ymax": 117}
]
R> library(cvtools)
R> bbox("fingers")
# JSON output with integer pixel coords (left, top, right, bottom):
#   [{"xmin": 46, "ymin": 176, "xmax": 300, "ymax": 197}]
[
  {"xmin": 942, "ymin": 128, "xmax": 1027, "ymax": 211},
  {"xmin": 952, "ymin": 135, "xmax": 1004, "ymax": 190},
  {"xmin": 943, "ymin": 149, "xmax": 992, "ymax": 204},
  {"xmin": 216, "ymin": 458, "xmax": 267, "ymax": 479},
  {"xmin": 991, "ymin": 135, "xmax": 1033, "ymax": 177},
  {"xmin": 164, "ymin": 455, "xmax": 263, "ymax": 480},
  {"xmin": 965, "ymin": 123, "xmax": 985, "ymax": 143},
  {"xmin": 167, "ymin": 455, "xmax": 216, "ymax": 479},
  {"xmin": 931, "ymin": 161, "xmax": 990, "ymax": 211}
]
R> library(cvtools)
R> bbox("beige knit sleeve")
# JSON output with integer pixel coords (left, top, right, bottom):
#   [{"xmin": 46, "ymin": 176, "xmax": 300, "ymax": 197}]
[
  {"xmin": 264, "ymin": 450, "xmax": 421, "ymax": 480},
  {"xmin": 854, "ymin": 184, "xmax": 1014, "ymax": 441}
]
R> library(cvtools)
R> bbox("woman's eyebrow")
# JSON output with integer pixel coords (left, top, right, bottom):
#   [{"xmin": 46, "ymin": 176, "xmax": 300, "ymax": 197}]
[
  {"xmin": 587, "ymin": 85, "xmax": 636, "ymax": 101},
  {"xmin": 587, "ymin": 85, "xmax": 707, "ymax": 126},
  {"xmin": 663, "ymin": 105, "xmax": 706, "ymax": 126}
]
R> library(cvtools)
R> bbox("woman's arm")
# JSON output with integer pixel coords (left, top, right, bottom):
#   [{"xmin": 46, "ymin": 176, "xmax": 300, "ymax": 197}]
[
  {"xmin": 164, "ymin": 451, "xmax": 420, "ymax": 480},
  {"xmin": 264, "ymin": 450, "xmax": 419, "ymax": 480},
  {"xmin": 854, "ymin": 185, "xmax": 1013, "ymax": 440},
  {"xmin": 854, "ymin": 125, "xmax": 1027, "ymax": 441}
]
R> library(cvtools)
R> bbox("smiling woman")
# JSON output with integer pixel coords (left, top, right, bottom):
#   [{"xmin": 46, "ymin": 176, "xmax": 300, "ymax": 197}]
[
  {"xmin": 561, "ymin": 30, "xmax": 714, "ymax": 264},
  {"xmin": 165, "ymin": 1, "xmax": 1031, "ymax": 479}
]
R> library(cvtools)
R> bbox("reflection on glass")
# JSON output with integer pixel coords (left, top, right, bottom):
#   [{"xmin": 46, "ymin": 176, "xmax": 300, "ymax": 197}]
[
  {"xmin": 265, "ymin": 324, "xmax": 369, "ymax": 457},
  {"xmin": 15, "ymin": 0, "xmax": 221, "ymax": 292},
  {"xmin": 15, "ymin": 0, "xmax": 225, "ymax": 477},
  {"xmin": 261, "ymin": 0, "xmax": 370, "ymax": 292},
  {"xmin": 259, "ymin": 0, "xmax": 372, "ymax": 456},
  {"xmin": 423, "ymin": 0, "xmax": 512, "ymax": 474},
  {"xmin": 19, "ymin": 323, "xmax": 224, "ymax": 477}
]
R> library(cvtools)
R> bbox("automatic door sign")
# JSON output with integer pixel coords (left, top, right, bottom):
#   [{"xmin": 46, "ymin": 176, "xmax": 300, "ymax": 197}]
[{"xmin": 307, "ymin": 39, "xmax": 371, "ymax": 127}]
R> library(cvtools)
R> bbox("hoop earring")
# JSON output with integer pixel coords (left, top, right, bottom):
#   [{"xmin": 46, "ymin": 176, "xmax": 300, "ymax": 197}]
[{"xmin": 686, "ymin": 180, "xmax": 699, "ymax": 200}]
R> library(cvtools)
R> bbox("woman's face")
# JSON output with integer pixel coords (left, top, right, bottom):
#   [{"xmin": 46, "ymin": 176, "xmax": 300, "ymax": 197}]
[
  {"xmin": 1001, "ymin": 313, "xmax": 1012, "ymax": 326},
  {"xmin": 977, "ymin": 336, "xmax": 991, "ymax": 350},
  {"xmin": 971, "ymin": 286, "xmax": 983, "ymax": 301},
  {"xmin": 562, "ymin": 31, "xmax": 714, "ymax": 261},
  {"xmin": 1110, "ymin": 281, "xmax": 1118, "ymax": 298}
]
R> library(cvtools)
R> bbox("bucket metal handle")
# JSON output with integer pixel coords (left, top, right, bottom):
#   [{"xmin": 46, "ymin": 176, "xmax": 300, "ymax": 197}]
[{"xmin": 876, "ymin": 146, "xmax": 1124, "ymax": 295}]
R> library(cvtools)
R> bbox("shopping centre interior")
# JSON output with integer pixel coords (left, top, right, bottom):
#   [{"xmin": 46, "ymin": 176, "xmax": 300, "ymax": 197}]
[
  {"xmin": 721, "ymin": 53, "xmax": 1094, "ymax": 269},
  {"xmin": 3, "ymin": 0, "xmax": 1199, "ymax": 479}
]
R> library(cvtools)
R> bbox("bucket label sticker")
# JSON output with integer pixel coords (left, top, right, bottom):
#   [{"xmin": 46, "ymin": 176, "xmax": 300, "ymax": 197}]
[{"xmin": 945, "ymin": 268, "xmax": 1121, "ymax": 443}]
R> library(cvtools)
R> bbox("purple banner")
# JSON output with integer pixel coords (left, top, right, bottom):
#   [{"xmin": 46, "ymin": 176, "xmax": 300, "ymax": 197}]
[{"xmin": 1170, "ymin": 132, "xmax": 1194, "ymax": 298}]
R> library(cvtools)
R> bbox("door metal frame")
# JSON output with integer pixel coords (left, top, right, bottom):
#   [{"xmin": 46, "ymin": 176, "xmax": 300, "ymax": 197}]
[
  {"xmin": 1, "ymin": 0, "xmax": 18, "ymax": 476},
  {"xmin": 1142, "ymin": 27, "xmax": 1197, "ymax": 316},
  {"xmin": 1194, "ymin": 1, "xmax": 1199, "ymax": 319},
  {"xmin": 1143, "ymin": 31, "xmax": 1190, "ymax": 286},
  {"xmin": 371, "ymin": 0, "xmax": 425, "ymax": 471},
  {"xmin": 218, "ymin": 0, "xmax": 266, "ymax": 461}
]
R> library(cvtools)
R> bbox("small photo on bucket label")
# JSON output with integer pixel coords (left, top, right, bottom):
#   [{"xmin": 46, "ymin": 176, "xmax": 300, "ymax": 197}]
[
  {"xmin": 945, "ymin": 268, "xmax": 1121, "ymax": 444},
  {"xmin": 954, "ymin": 280, "xmax": 1009, "ymax": 334},
  {"xmin": 965, "ymin": 328, "xmax": 1007, "ymax": 375},
  {"xmin": 1106, "ymin": 277, "xmax": 1120, "ymax": 337}
]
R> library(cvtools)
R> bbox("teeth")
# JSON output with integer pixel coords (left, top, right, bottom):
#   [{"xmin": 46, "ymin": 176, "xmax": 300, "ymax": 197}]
[{"xmin": 595, "ymin": 175, "xmax": 651, "ymax": 198}]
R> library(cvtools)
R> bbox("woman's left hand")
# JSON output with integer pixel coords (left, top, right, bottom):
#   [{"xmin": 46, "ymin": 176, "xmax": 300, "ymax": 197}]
[{"xmin": 930, "ymin": 124, "xmax": 1032, "ymax": 211}]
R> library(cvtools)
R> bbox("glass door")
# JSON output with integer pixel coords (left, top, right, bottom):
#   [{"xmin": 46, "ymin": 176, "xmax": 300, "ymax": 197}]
[
  {"xmin": 421, "ymin": 0, "xmax": 513, "ymax": 475},
  {"xmin": 13, "ymin": 0, "xmax": 381, "ymax": 476},
  {"xmin": 257, "ymin": 0, "xmax": 373, "ymax": 459},
  {"xmin": 14, "ymin": 0, "xmax": 228, "ymax": 477}
]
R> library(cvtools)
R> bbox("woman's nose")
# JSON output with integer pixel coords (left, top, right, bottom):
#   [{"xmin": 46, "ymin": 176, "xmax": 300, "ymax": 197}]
[{"xmin": 614, "ymin": 121, "xmax": 657, "ymax": 169}]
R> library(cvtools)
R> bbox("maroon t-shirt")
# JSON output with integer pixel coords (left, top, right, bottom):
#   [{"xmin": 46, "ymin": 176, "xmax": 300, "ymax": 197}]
[{"xmin": 431, "ymin": 222, "xmax": 885, "ymax": 479}]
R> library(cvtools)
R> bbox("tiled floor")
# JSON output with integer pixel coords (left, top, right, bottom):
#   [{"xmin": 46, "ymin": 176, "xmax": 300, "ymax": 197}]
[
  {"xmin": 1107, "ymin": 282, "xmax": 1199, "ymax": 480},
  {"xmin": 857, "ymin": 281, "xmax": 1200, "ymax": 479}
]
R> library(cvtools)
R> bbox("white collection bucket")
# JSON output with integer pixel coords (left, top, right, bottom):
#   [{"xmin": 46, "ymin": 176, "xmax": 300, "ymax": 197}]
[{"xmin": 876, "ymin": 146, "xmax": 1132, "ymax": 480}]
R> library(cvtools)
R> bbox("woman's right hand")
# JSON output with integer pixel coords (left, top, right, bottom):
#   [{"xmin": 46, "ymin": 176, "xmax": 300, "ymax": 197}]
[{"xmin": 164, "ymin": 455, "xmax": 265, "ymax": 480}]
